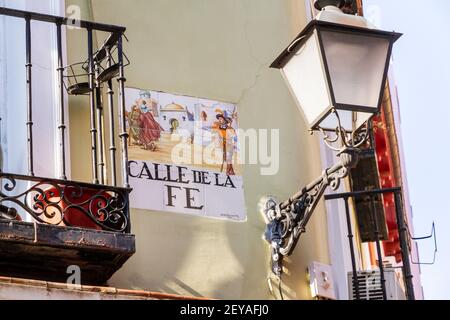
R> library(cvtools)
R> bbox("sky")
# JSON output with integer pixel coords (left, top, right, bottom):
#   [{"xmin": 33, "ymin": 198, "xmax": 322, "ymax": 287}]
[{"xmin": 363, "ymin": 0, "xmax": 450, "ymax": 299}]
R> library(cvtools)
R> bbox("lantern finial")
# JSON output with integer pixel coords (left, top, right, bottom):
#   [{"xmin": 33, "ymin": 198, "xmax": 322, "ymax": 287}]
[{"xmin": 314, "ymin": 0, "xmax": 345, "ymax": 11}]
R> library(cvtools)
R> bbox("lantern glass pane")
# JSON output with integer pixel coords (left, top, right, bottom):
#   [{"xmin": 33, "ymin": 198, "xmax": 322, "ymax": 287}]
[
  {"xmin": 282, "ymin": 30, "xmax": 331, "ymax": 127},
  {"xmin": 321, "ymin": 30, "xmax": 390, "ymax": 110}
]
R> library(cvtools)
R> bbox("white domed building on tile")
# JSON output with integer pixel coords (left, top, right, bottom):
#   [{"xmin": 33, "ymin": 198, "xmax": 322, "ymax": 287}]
[{"xmin": 159, "ymin": 103, "xmax": 194, "ymax": 138}]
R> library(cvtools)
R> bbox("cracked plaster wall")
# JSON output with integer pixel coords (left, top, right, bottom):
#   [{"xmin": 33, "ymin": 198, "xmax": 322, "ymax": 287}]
[{"xmin": 65, "ymin": 0, "xmax": 330, "ymax": 300}]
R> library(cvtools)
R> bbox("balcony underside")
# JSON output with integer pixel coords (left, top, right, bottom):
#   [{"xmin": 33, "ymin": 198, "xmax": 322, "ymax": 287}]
[{"xmin": 0, "ymin": 219, "xmax": 135, "ymax": 285}]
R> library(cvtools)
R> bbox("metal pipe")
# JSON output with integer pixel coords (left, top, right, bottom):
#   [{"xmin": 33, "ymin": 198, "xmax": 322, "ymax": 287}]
[
  {"xmin": 117, "ymin": 34, "xmax": 130, "ymax": 189},
  {"xmin": 324, "ymin": 187, "xmax": 402, "ymax": 200},
  {"xmin": 394, "ymin": 191, "xmax": 415, "ymax": 300},
  {"xmin": 370, "ymin": 195, "xmax": 387, "ymax": 300},
  {"xmin": 94, "ymin": 62, "xmax": 105, "ymax": 184},
  {"xmin": 344, "ymin": 197, "xmax": 360, "ymax": 300},
  {"xmin": 96, "ymin": 87, "xmax": 106, "ymax": 184},
  {"xmin": 25, "ymin": 16, "xmax": 34, "ymax": 176},
  {"xmin": 325, "ymin": 187, "xmax": 414, "ymax": 300},
  {"xmin": 88, "ymin": 29, "xmax": 99, "ymax": 184},
  {"xmin": 106, "ymin": 47, "xmax": 117, "ymax": 186},
  {"xmin": 56, "ymin": 22, "xmax": 67, "ymax": 180}
]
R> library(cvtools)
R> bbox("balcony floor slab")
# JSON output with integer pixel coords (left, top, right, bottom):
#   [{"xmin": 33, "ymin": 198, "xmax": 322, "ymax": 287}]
[{"xmin": 0, "ymin": 219, "xmax": 135, "ymax": 285}]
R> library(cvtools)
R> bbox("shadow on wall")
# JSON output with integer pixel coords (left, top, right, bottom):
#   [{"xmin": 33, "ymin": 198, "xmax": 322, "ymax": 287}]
[
  {"xmin": 108, "ymin": 209, "xmax": 203, "ymax": 297},
  {"xmin": 276, "ymin": 136, "xmax": 331, "ymax": 300},
  {"xmin": 109, "ymin": 208, "xmax": 261, "ymax": 299},
  {"xmin": 209, "ymin": 73, "xmax": 329, "ymax": 300}
]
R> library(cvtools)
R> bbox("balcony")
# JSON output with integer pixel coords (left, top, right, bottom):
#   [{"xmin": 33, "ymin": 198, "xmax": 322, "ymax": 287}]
[
  {"xmin": 0, "ymin": 7, "xmax": 135, "ymax": 286},
  {"xmin": 0, "ymin": 173, "xmax": 134, "ymax": 285}
]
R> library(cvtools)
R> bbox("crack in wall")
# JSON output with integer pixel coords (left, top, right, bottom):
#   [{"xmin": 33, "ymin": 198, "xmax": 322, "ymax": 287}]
[
  {"xmin": 236, "ymin": 0, "xmax": 274, "ymax": 106},
  {"xmin": 235, "ymin": 64, "xmax": 266, "ymax": 106}
]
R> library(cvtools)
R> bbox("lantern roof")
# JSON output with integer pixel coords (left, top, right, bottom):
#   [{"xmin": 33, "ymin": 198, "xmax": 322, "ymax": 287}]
[
  {"xmin": 270, "ymin": 7, "xmax": 402, "ymax": 133},
  {"xmin": 271, "ymin": 20, "xmax": 402, "ymax": 70}
]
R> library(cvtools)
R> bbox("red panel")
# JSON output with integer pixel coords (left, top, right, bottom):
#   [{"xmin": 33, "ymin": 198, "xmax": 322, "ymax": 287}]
[{"xmin": 35, "ymin": 186, "xmax": 111, "ymax": 230}]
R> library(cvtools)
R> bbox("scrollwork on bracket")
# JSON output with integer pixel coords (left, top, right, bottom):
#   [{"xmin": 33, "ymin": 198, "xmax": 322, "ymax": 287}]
[
  {"xmin": 0, "ymin": 173, "xmax": 130, "ymax": 233},
  {"xmin": 262, "ymin": 144, "xmax": 361, "ymax": 277},
  {"xmin": 318, "ymin": 110, "xmax": 372, "ymax": 152}
]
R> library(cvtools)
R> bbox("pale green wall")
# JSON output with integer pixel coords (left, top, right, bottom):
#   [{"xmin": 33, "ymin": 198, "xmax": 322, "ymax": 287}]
[{"xmin": 66, "ymin": 0, "xmax": 330, "ymax": 300}]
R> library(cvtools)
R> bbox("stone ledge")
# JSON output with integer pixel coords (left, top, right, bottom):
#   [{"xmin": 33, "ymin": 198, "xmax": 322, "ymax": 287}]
[{"xmin": 0, "ymin": 276, "xmax": 210, "ymax": 300}]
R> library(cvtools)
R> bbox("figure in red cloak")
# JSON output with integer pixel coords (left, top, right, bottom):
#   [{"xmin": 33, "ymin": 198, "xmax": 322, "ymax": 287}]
[{"xmin": 139, "ymin": 105, "xmax": 164, "ymax": 151}]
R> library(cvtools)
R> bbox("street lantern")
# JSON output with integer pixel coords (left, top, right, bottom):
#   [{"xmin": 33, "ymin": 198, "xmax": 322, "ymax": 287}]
[
  {"xmin": 270, "ymin": 2, "xmax": 401, "ymax": 133},
  {"xmin": 261, "ymin": 0, "xmax": 409, "ymax": 299}
]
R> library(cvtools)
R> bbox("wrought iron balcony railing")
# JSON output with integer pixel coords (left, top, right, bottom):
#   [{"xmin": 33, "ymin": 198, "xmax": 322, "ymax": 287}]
[{"xmin": 0, "ymin": 172, "xmax": 131, "ymax": 233}]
